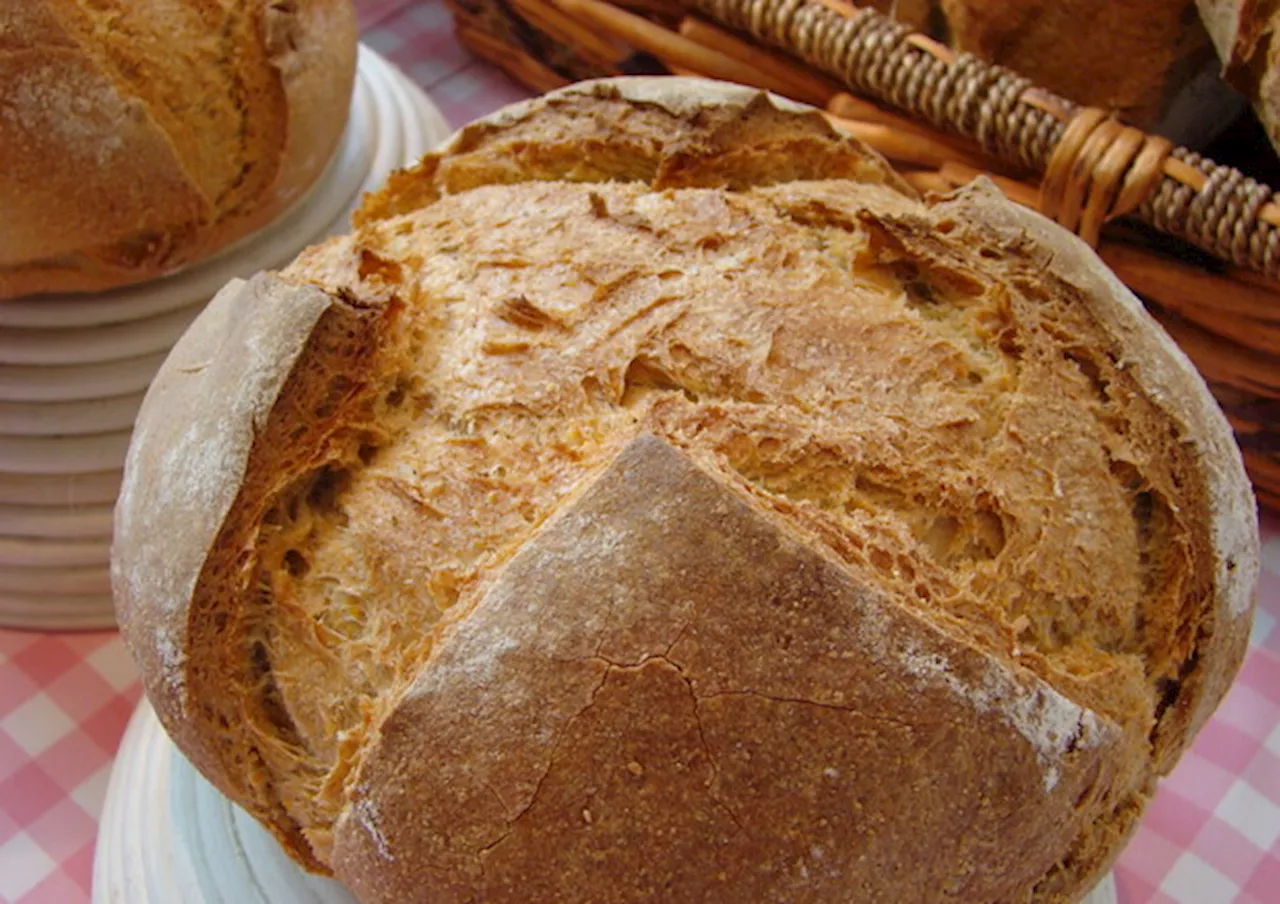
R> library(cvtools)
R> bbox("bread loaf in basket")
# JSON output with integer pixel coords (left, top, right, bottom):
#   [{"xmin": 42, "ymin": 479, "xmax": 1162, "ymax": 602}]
[{"xmin": 114, "ymin": 78, "xmax": 1260, "ymax": 903}]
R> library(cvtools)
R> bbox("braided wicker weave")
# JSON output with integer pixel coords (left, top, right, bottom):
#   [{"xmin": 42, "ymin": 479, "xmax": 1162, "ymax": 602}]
[
  {"xmin": 696, "ymin": 0, "xmax": 1280, "ymax": 277},
  {"xmin": 445, "ymin": 0, "xmax": 1280, "ymax": 508}
]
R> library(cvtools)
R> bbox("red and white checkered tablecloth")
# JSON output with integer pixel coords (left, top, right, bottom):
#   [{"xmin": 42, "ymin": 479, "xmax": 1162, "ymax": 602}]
[{"xmin": 3, "ymin": 2, "xmax": 1280, "ymax": 902}]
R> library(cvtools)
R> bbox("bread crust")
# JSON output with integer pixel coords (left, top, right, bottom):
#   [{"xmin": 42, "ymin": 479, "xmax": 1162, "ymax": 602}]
[
  {"xmin": 332, "ymin": 432, "xmax": 1122, "ymax": 903},
  {"xmin": 113, "ymin": 272, "xmax": 382, "ymax": 868},
  {"xmin": 1197, "ymin": 0, "xmax": 1280, "ymax": 153},
  {"xmin": 114, "ymin": 78, "xmax": 1259, "ymax": 902},
  {"xmin": 0, "ymin": 0, "xmax": 357, "ymax": 299},
  {"xmin": 944, "ymin": 183, "xmax": 1257, "ymax": 763}
]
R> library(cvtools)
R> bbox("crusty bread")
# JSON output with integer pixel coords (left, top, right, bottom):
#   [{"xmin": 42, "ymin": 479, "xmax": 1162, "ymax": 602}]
[
  {"xmin": 113, "ymin": 78, "xmax": 1259, "ymax": 902},
  {"xmin": 0, "ymin": 0, "xmax": 357, "ymax": 300},
  {"xmin": 1197, "ymin": 0, "xmax": 1280, "ymax": 154}
]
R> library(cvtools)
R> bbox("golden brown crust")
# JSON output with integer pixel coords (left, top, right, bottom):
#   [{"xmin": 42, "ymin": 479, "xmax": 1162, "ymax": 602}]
[
  {"xmin": 353, "ymin": 77, "xmax": 912, "ymax": 229},
  {"xmin": 947, "ymin": 183, "xmax": 1257, "ymax": 770},
  {"xmin": 115, "ymin": 78, "xmax": 1259, "ymax": 902},
  {"xmin": 0, "ymin": 0, "xmax": 357, "ymax": 299},
  {"xmin": 1197, "ymin": 0, "xmax": 1280, "ymax": 153},
  {"xmin": 333, "ymin": 433, "xmax": 1121, "ymax": 903}
]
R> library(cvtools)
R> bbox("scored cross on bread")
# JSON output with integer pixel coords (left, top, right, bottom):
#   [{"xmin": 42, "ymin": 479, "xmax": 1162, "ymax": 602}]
[{"xmin": 113, "ymin": 78, "xmax": 1259, "ymax": 903}]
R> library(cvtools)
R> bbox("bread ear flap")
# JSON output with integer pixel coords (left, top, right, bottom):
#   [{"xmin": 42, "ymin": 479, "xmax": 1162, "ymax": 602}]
[
  {"xmin": 115, "ymin": 271, "xmax": 397, "ymax": 871},
  {"xmin": 333, "ymin": 433, "xmax": 1118, "ymax": 903}
]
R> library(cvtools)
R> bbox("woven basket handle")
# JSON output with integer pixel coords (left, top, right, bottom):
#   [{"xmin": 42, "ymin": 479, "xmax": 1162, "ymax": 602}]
[{"xmin": 691, "ymin": 0, "xmax": 1280, "ymax": 277}]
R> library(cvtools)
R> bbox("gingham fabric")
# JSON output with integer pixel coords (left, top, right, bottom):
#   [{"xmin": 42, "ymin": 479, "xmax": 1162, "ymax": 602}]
[
  {"xmin": 1, "ymin": 3, "xmax": 1279, "ymax": 901},
  {"xmin": 0, "ymin": 633, "xmax": 136, "ymax": 902}
]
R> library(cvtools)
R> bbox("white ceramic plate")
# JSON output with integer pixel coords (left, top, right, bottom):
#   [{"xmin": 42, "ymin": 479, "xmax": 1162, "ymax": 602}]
[
  {"xmin": 0, "ymin": 392, "xmax": 144, "ymax": 437},
  {"xmin": 0, "ymin": 564, "xmax": 110, "ymax": 595},
  {"xmin": 93, "ymin": 700, "xmax": 1118, "ymax": 904},
  {"xmin": 0, "ymin": 353, "xmax": 169, "ymax": 403},
  {"xmin": 311, "ymin": 51, "xmax": 452, "ymax": 243},
  {"xmin": 0, "ymin": 303, "xmax": 203, "ymax": 367},
  {"xmin": 0, "ymin": 599, "xmax": 116, "ymax": 630},
  {"xmin": 95, "ymin": 700, "xmax": 355, "ymax": 904},
  {"xmin": 354, "ymin": 52, "xmax": 405, "ymax": 208},
  {"xmin": 0, "ymin": 469, "xmax": 122, "ymax": 506},
  {"xmin": 0, "ymin": 431, "xmax": 131, "ymax": 476},
  {"xmin": 0, "ymin": 501, "xmax": 114, "ymax": 537},
  {"xmin": 320, "ymin": 45, "xmax": 403, "ymax": 236},
  {"xmin": 376, "ymin": 51, "xmax": 434, "ymax": 165},
  {"xmin": 404, "ymin": 67, "xmax": 452, "ymax": 152},
  {"xmin": 0, "ymin": 535, "xmax": 112, "ymax": 567}
]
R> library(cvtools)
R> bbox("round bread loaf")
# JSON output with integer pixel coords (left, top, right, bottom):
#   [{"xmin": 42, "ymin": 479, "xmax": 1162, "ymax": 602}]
[
  {"xmin": 0, "ymin": 0, "xmax": 357, "ymax": 299},
  {"xmin": 113, "ymin": 78, "xmax": 1260, "ymax": 903}
]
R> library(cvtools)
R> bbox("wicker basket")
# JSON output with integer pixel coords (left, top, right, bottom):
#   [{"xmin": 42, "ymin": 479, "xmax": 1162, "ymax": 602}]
[{"xmin": 446, "ymin": 0, "xmax": 1280, "ymax": 509}]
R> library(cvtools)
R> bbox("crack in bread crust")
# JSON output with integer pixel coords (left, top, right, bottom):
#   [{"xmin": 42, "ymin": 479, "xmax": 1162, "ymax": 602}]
[{"xmin": 272, "ymin": 167, "xmax": 1205, "ymax": 862}]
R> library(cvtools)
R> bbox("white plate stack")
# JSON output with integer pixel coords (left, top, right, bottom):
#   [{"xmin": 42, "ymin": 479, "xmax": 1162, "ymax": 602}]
[
  {"xmin": 93, "ymin": 699, "xmax": 1121, "ymax": 904},
  {"xmin": 0, "ymin": 47, "xmax": 451, "ymax": 631}
]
